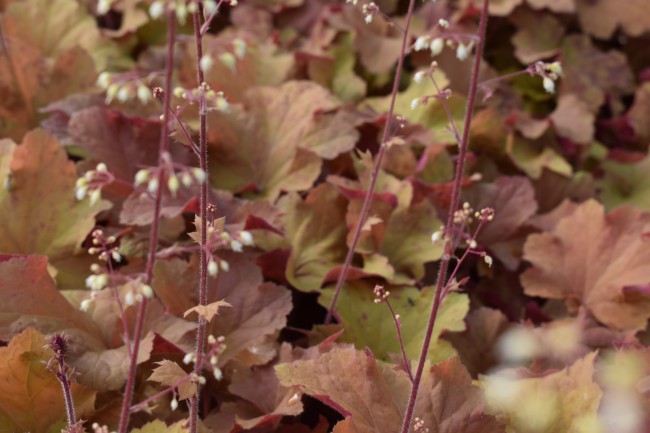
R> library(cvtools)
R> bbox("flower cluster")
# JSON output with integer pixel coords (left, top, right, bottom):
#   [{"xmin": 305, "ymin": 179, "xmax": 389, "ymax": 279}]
[
  {"xmin": 205, "ymin": 229, "xmax": 254, "ymax": 278},
  {"xmin": 75, "ymin": 163, "xmax": 112, "ymax": 205},
  {"xmin": 199, "ymin": 39, "xmax": 247, "ymax": 73},
  {"xmin": 173, "ymin": 82, "xmax": 232, "ymax": 113},
  {"xmin": 373, "ymin": 284, "xmax": 390, "ymax": 304},
  {"xmin": 134, "ymin": 159, "xmax": 206, "ymax": 198},
  {"xmin": 413, "ymin": 417, "xmax": 430, "ymax": 433},
  {"xmin": 530, "ymin": 61, "xmax": 563, "ymax": 94},
  {"xmin": 182, "ymin": 334, "xmax": 227, "ymax": 389},
  {"xmin": 96, "ymin": 72, "xmax": 153, "ymax": 105}
]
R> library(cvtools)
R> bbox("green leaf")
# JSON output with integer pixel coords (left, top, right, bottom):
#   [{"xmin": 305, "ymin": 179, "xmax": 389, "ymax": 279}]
[{"xmin": 319, "ymin": 282, "xmax": 469, "ymax": 364}]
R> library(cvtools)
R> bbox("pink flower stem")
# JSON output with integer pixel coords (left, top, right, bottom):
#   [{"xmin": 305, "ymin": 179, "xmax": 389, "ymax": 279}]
[
  {"xmin": 117, "ymin": 11, "xmax": 176, "ymax": 433},
  {"xmin": 129, "ymin": 376, "xmax": 191, "ymax": 413},
  {"xmin": 324, "ymin": 0, "xmax": 417, "ymax": 324},
  {"xmin": 478, "ymin": 68, "xmax": 530, "ymax": 88},
  {"xmin": 190, "ymin": 5, "xmax": 210, "ymax": 432},
  {"xmin": 429, "ymin": 75, "xmax": 461, "ymax": 144},
  {"xmin": 385, "ymin": 299, "xmax": 414, "ymax": 382},
  {"xmin": 399, "ymin": 2, "xmax": 489, "ymax": 433}
]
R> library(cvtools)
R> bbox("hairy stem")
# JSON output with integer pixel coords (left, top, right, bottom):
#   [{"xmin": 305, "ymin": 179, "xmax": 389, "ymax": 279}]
[
  {"xmin": 190, "ymin": 6, "xmax": 209, "ymax": 432},
  {"xmin": 117, "ymin": 12, "xmax": 176, "ymax": 433},
  {"xmin": 325, "ymin": 0, "xmax": 417, "ymax": 324},
  {"xmin": 399, "ymin": 2, "xmax": 489, "ymax": 432}
]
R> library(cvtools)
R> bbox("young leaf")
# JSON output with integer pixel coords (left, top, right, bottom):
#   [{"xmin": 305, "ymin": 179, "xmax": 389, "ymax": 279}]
[
  {"xmin": 183, "ymin": 299, "xmax": 233, "ymax": 322},
  {"xmin": 149, "ymin": 360, "xmax": 196, "ymax": 400}
]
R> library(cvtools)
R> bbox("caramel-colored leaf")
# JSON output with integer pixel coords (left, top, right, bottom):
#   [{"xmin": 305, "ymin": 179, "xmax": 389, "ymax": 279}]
[
  {"xmin": 183, "ymin": 299, "xmax": 233, "ymax": 322},
  {"xmin": 149, "ymin": 360, "xmax": 196, "ymax": 400}
]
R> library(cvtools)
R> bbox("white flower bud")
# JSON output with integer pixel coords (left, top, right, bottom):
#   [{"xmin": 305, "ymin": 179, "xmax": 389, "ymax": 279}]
[
  {"xmin": 233, "ymin": 39, "xmax": 247, "ymax": 59},
  {"xmin": 96, "ymin": 162, "xmax": 108, "ymax": 173},
  {"xmin": 213, "ymin": 368, "xmax": 223, "ymax": 380},
  {"xmin": 413, "ymin": 71, "xmax": 426, "ymax": 83},
  {"xmin": 175, "ymin": 1, "xmax": 187, "ymax": 24},
  {"xmin": 141, "ymin": 284, "xmax": 154, "ymax": 299},
  {"xmin": 181, "ymin": 172, "xmax": 193, "ymax": 187},
  {"xmin": 364, "ymin": 14, "xmax": 373, "ymax": 24},
  {"xmin": 75, "ymin": 186, "xmax": 88, "ymax": 201},
  {"xmin": 111, "ymin": 250, "xmax": 122, "ymax": 262},
  {"xmin": 456, "ymin": 43, "xmax": 468, "ymax": 61},
  {"xmin": 106, "ymin": 83, "xmax": 120, "ymax": 102},
  {"xmin": 170, "ymin": 397, "xmax": 178, "ymax": 411},
  {"xmin": 134, "ymin": 169, "xmax": 149, "ymax": 186},
  {"xmin": 208, "ymin": 335, "xmax": 217, "ymax": 345},
  {"xmin": 239, "ymin": 231, "xmax": 254, "ymax": 246},
  {"xmin": 414, "ymin": 36, "xmax": 429, "ymax": 51},
  {"xmin": 200, "ymin": 55, "xmax": 214, "ymax": 73},
  {"xmin": 220, "ymin": 260, "xmax": 229, "ymax": 272},
  {"xmin": 230, "ymin": 240, "xmax": 243, "ymax": 252},
  {"xmin": 125, "ymin": 291, "xmax": 136, "ymax": 306},
  {"xmin": 192, "ymin": 168, "xmax": 206, "ymax": 183},
  {"xmin": 116, "ymin": 86, "xmax": 131, "ymax": 102},
  {"xmin": 89, "ymin": 189, "xmax": 101, "ymax": 205},
  {"xmin": 96, "ymin": 72, "xmax": 111, "ymax": 89},
  {"xmin": 80, "ymin": 299, "xmax": 92, "ymax": 312},
  {"xmin": 209, "ymin": 355, "xmax": 218, "ymax": 365},
  {"xmin": 547, "ymin": 61, "xmax": 562, "ymax": 76},
  {"xmin": 149, "ymin": 0, "xmax": 164, "ymax": 18},
  {"xmin": 208, "ymin": 259, "xmax": 218, "ymax": 277},
  {"xmin": 219, "ymin": 52, "xmax": 237, "ymax": 72},
  {"xmin": 204, "ymin": 0, "xmax": 217, "ymax": 15},
  {"xmin": 183, "ymin": 352, "xmax": 194, "ymax": 365},
  {"xmin": 167, "ymin": 175, "xmax": 179, "ymax": 195},
  {"xmin": 543, "ymin": 76, "xmax": 555, "ymax": 94},
  {"xmin": 410, "ymin": 98, "xmax": 420, "ymax": 110},
  {"xmin": 438, "ymin": 18, "xmax": 449, "ymax": 28},
  {"xmin": 148, "ymin": 178, "xmax": 159, "ymax": 194},
  {"xmin": 431, "ymin": 231, "xmax": 442, "ymax": 243},
  {"xmin": 198, "ymin": 375, "xmax": 206, "ymax": 385},
  {"xmin": 136, "ymin": 85, "xmax": 152, "ymax": 104},
  {"xmin": 484, "ymin": 254, "xmax": 493, "ymax": 267},
  {"xmin": 97, "ymin": 0, "xmax": 112, "ymax": 14},
  {"xmin": 216, "ymin": 96, "xmax": 231, "ymax": 113},
  {"xmin": 430, "ymin": 37, "xmax": 444, "ymax": 56}
]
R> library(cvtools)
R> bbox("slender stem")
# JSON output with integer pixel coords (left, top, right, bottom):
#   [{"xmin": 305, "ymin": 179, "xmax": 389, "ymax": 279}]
[
  {"xmin": 106, "ymin": 254, "xmax": 132, "ymax": 356},
  {"xmin": 59, "ymin": 373, "xmax": 76, "ymax": 427},
  {"xmin": 200, "ymin": 0, "xmax": 227, "ymax": 36},
  {"xmin": 130, "ymin": 375, "xmax": 191, "ymax": 413},
  {"xmin": 399, "ymin": 2, "xmax": 489, "ymax": 433},
  {"xmin": 478, "ymin": 68, "xmax": 529, "ymax": 88},
  {"xmin": 325, "ymin": 0, "xmax": 418, "ymax": 324},
  {"xmin": 190, "ymin": 6, "xmax": 210, "ymax": 433},
  {"xmin": 430, "ymin": 76, "xmax": 461, "ymax": 144},
  {"xmin": 117, "ymin": 12, "xmax": 176, "ymax": 433},
  {"xmin": 385, "ymin": 300, "xmax": 413, "ymax": 382}
]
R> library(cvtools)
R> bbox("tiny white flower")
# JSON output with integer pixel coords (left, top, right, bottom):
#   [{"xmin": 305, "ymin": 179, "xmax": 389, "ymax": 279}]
[
  {"xmin": 413, "ymin": 71, "xmax": 426, "ymax": 83},
  {"xmin": 209, "ymin": 355, "xmax": 218, "ymax": 365},
  {"xmin": 219, "ymin": 52, "xmax": 237, "ymax": 72},
  {"xmin": 116, "ymin": 86, "xmax": 130, "ymax": 103},
  {"xmin": 200, "ymin": 55, "xmax": 214, "ymax": 73},
  {"xmin": 547, "ymin": 61, "xmax": 562, "ymax": 76},
  {"xmin": 230, "ymin": 240, "xmax": 243, "ymax": 252},
  {"xmin": 233, "ymin": 39, "xmax": 247, "ymax": 59},
  {"xmin": 96, "ymin": 163, "xmax": 108, "ymax": 173},
  {"xmin": 86, "ymin": 273, "xmax": 108, "ymax": 291},
  {"xmin": 484, "ymin": 254, "xmax": 493, "ymax": 267},
  {"xmin": 456, "ymin": 43, "xmax": 469, "ymax": 61},
  {"xmin": 208, "ymin": 259, "xmax": 218, "ymax": 277},
  {"xmin": 192, "ymin": 168, "xmax": 206, "ymax": 183},
  {"xmin": 80, "ymin": 299, "xmax": 92, "ymax": 312},
  {"xmin": 136, "ymin": 85, "xmax": 152, "ymax": 104},
  {"xmin": 430, "ymin": 37, "xmax": 444, "ymax": 56},
  {"xmin": 96, "ymin": 72, "xmax": 111, "ymax": 89},
  {"xmin": 181, "ymin": 172, "xmax": 193, "ymax": 187},
  {"xmin": 239, "ymin": 231, "xmax": 254, "ymax": 246},
  {"xmin": 215, "ymin": 96, "xmax": 231, "ymax": 113},
  {"xmin": 364, "ymin": 14, "xmax": 373, "ymax": 24},
  {"xmin": 167, "ymin": 175, "xmax": 179, "ymax": 195},
  {"xmin": 111, "ymin": 250, "xmax": 122, "ymax": 262},
  {"xmin": 183, "ymin": 352, "xmax": 194, "ymax": 365},
  {"xmin": 410, "ymin": 97, "xmax": 420, "ymax": 110},
  {"xmin": 75, "ymin": 186, "xmax": 87, "ymax": 201},
  {"xmin": 89, "ymin": 189, "xmax": 101, "ymax": 205},
  {"xmin": 170, "ymin": 398, "xmax": 178, "ymax": 411},
  {"xmin": 204, "ymin": 0, "xmax": 218, "ymax": 15},
  {"xmin": 149, "ymin": 1, "xmax": 165, "ymax": 18},
  {"xmin": 148, "ymin": 178, "xmax": 159, "ymax": 194},
  {"xmin": 198, "ymin": 375, "xmax": 206, "ymax": 385},
  {"xmin": 125, "ymin": 291, "xmax": 136, "ymax": 306},
  {"xmin": 135, "ymin": 169, "xmax": 149, "ymax": 186},
  {"xmin": 213, "ymin": 368, "xmax": 223, "ymax": 381},
  {"xmin": 97, "ymin": 0, "xmax": 112, "ymax": 14},
  {"xmin": 543, "ymin": 76, "xmax": 555, "ymax": 94},
  {"xmin": 431, "ymin": 231, "xmax": 442, "ymax": 243},
  {"xmin": 175, "ymin": 2, "xmax": 188, "ymax": 24},
  {"xmin": 438, "ymin": 18, "xmax": 449, "ymax": 28},
  {"xmin": 141, "ymin": 284, "xmax": 154, "ymax": 299},
  {"xmin": 414, "ymin": 36, "xmax": 429, "ymax": 51},
  {"xmin": 220, "ymin": 260, "xmax": 230, "ymax": 272},
  {"xmin": 106, "ymin": 83, "xmax": 120, "ymax": 102}
]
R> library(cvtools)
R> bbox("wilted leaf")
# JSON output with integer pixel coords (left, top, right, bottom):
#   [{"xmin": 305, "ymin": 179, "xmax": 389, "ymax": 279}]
[
  {"xmin": 183, "ymin": 299, "xmax": 233, "ymax": 322},
  {"xmin": 149, "ymin": 360, "xmax": 196, "ymax": 400},
  {"xmin": 320, "ymin": 282, "xmax": 469, "ymax": 365},
  {"xmin": 0, "ymin": 328, "xmax": 96, "ymax": 433},
  {"xmin": 207, "ymin": 81, "xmax": 358, "ymax": 199},
  {"xmin": 521, "ymin": 200, "xmax": 650, "ymax": 331},
  {"xmin": 0, "ymin": 130, "xmax": 111, "ymax": 264}
]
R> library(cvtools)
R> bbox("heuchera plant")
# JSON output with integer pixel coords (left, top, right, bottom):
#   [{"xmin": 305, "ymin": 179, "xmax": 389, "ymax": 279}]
[{"xmin": 1, "ymin": 0, "xmax": 650, "ymax": 432}]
